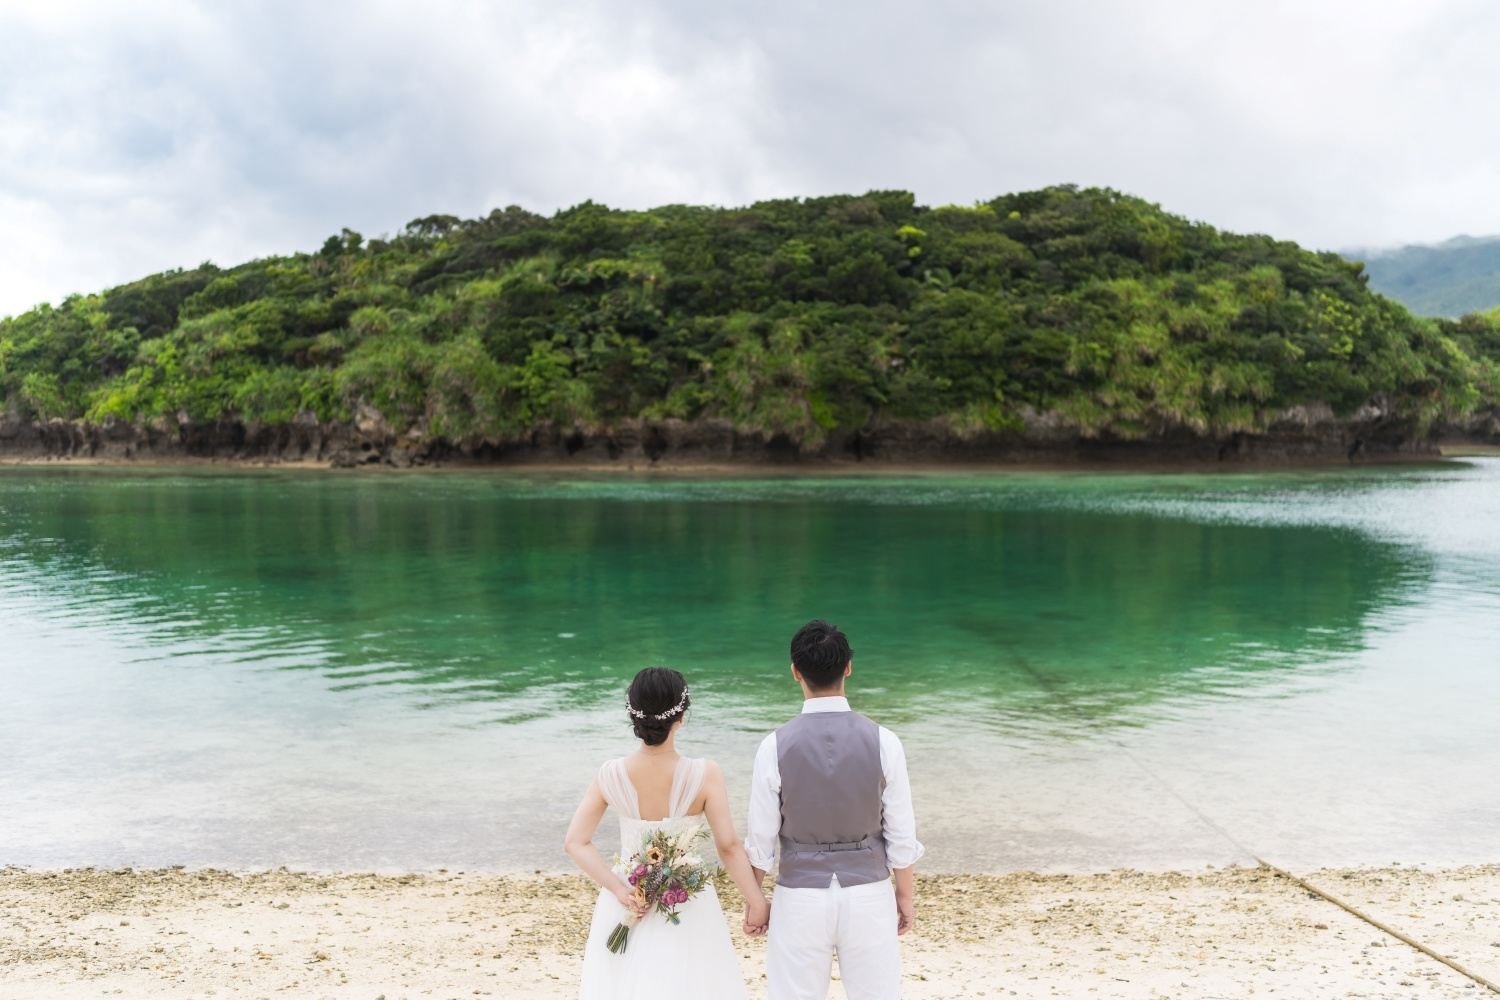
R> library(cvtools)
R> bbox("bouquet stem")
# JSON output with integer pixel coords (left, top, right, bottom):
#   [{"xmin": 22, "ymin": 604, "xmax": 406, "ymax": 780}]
[{"xmin": 606, "ymin": 922, "xmax": 630, "ymax": 954}]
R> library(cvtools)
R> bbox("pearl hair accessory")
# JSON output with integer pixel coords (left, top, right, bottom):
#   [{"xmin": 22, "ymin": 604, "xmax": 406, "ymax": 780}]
[{"xmin": 626, "ymin": 685, "xmax": 690, "ymax": 720}]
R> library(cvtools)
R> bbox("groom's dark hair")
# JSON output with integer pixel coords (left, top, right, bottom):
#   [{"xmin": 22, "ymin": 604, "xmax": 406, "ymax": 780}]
[{"xmin": 790, "ymin": 620, "xmax": 852, "ymax": 691}]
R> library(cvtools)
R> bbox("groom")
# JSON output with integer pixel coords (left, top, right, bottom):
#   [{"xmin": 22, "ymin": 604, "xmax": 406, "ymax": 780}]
[{"xmin": 744, "ymin": 620, "xmax": 923, "ymax": 1000}]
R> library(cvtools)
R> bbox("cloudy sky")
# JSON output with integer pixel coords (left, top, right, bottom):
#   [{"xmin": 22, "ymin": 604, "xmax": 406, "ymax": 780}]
[{"xmin": 1, "ymin": 0, "xmax": 1497, "ymax": 317}]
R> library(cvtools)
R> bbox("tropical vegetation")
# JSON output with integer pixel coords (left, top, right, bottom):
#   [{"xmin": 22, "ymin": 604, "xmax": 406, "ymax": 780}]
[{"xmin": 4, "ymin": 186, "xmax": 1498, "ymax": 448}]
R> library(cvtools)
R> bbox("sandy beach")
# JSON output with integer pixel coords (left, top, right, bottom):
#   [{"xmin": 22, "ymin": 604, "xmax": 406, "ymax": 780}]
[{"xmin": 4, "ymin": 865, "xmax": 1499, "ymax": 999}]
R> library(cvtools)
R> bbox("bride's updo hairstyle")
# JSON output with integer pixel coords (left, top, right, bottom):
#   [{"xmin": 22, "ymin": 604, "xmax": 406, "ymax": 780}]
[{"xmin": 626, "ymin": 667, "xmax": 691, "ymax": 746}]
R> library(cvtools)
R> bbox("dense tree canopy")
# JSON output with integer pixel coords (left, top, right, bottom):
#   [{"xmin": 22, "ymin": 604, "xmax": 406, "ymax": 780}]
[{"xmin": 3, "ymin": 186, "xmax": 1497, "ymax": 446}]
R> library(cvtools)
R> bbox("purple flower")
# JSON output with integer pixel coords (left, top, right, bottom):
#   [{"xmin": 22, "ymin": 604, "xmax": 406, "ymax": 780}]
[{"xmin": 633, "ymin": 864, "xmax": 648, "ymax": 879}]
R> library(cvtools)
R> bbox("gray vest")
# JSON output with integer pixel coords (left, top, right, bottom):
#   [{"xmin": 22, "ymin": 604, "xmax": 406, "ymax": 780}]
[{"xmin": 775, "ymin": 710, "xmax": 889, "ymax": 888}]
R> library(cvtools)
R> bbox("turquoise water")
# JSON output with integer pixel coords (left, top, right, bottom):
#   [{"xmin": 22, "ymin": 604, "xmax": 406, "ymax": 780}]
[{"xmin": 1, "ymin": 463, "xmax": 1497, "ymax": 871}]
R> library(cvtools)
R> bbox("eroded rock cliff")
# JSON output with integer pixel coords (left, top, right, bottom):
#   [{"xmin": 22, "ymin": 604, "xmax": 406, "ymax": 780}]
[{"xmin": 3, "ymin": 403, "xmax": 1494, "ymax": 468}]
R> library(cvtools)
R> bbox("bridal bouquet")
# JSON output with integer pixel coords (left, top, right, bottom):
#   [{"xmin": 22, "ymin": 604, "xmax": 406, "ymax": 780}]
[{"xmin": 607, "ymin": 822, "xmax": 719, "ymax": 954}]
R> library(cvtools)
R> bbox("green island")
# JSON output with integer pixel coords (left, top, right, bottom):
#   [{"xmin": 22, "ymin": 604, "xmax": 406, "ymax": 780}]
[{"xmin": 3, "ymin": 186, "xmax": 1498, "ymax": 465}]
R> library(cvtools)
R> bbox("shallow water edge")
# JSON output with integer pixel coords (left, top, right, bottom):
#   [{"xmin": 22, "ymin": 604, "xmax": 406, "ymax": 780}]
[{"xmin": 3, "ymin": 461, "xmax": 1498, "ymax": 874}]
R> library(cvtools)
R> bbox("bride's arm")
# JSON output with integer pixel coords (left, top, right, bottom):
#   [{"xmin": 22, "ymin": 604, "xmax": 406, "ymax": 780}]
[
  {"xmin": 700, "ymin": 761, "xmax": 770, "ymax": 933},
  {"xmin": 563, "ymin": 776, "xmax": 645, "ymax": 916}
]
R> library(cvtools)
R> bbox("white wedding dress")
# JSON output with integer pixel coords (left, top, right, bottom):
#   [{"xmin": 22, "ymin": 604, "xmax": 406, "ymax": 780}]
[{"xmin": 578, "ymin": 756, "xmax": 748, "ymax": 1000}]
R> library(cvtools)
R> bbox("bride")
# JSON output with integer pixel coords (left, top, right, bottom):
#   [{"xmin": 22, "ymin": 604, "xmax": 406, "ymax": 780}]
[{"xmin": 565, "ymin": 667, "xmax": 770, "ymax": 1000}]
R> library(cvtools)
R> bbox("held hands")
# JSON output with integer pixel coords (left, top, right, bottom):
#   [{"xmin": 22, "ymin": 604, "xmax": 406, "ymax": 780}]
[{"xmin": 741, "ymin": 893, "xmax": 770, "ymax": 937}]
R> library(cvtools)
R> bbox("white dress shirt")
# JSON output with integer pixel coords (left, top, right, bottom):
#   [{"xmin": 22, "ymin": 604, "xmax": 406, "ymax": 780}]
[{"xmin": 744, "ymin": 695, "xmax": 924, "ymax": 875}]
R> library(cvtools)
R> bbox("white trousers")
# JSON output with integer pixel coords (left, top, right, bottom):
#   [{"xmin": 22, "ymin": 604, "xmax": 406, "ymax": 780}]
[{"xmin": 766, "ymin": 875, "xmax": 901, "ymax": 1000}]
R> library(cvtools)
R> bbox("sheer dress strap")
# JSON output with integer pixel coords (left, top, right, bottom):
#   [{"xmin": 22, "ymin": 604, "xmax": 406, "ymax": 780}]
[
  {"xmin": 668, "ymin": 757, "xmax": 708, "ymax": 818},
  {"xmin": 597, "ymin": 758, "xmax": 640, "ymax": 820}
]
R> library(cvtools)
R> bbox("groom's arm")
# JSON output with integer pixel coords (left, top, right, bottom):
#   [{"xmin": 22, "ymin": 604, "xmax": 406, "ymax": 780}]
[
  {"xmin": 892, "ymin": 864, "xmax": 916, "ymax": 934},
  {"xmin": 878, "ymin": 727, "xmax": 924, "ymax": 935},
  {"xmin": 743, "ymin": 732, "xmax": 782, "ymax": 931},
  {"xmin": 744, "ymin": 732, "xmax": 781, "ymax": 880}
]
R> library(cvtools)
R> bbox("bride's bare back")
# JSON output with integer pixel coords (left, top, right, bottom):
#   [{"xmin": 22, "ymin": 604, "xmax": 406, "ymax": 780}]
[{"xmin": 623, "ymin": 752, "xmax": 708, "ymax": 821}]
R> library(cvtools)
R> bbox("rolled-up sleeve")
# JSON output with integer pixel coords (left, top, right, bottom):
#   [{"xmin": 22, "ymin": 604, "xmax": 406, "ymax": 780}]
[
  {"xmin": 877, "ymin": 727, "xmax": 925, "ymax": 869},
  {"xmin": 743, "ymin": 732, "xmax": 781, "ymax": 872}
]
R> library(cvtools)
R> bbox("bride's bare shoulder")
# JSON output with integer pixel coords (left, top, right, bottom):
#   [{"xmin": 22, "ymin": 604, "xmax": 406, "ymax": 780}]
[{"xmin": 597, "ymin": 755, "xmax": 632, "ymax": 784}]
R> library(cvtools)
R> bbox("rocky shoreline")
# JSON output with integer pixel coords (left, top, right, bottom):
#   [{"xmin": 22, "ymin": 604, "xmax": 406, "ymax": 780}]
[{"xmin": 2, "ymin": 403, "xmax": 1498, "ymax": 470}]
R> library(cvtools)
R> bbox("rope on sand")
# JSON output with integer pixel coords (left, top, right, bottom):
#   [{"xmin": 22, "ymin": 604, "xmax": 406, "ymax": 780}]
[
  {"xmin": 1009, "ymin": 652, "xmax": 1500, "ymax": 993},
  {"xmin": 1254, "ymin": 857, "xmax": 1500, "ymax": 996}
]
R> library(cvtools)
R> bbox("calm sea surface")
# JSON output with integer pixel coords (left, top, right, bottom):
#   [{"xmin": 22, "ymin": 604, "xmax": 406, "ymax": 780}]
[{"xmin": 1, "ymin": 462, "xmax": 1497, "ymax": 872}]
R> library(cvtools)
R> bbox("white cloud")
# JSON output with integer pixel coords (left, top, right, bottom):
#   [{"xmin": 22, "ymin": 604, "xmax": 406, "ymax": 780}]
[{"xmin": 1, "ymin": 0, "xmax": 1497, "ymax": 316}]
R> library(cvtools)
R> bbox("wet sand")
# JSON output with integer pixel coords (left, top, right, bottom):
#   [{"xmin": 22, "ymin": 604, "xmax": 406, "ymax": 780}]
[{"xmin": 4, "ymin": 865, "xmax": 1499, "ymax": 999}]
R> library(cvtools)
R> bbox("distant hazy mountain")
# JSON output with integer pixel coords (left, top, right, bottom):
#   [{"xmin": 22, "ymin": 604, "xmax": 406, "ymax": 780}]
[{"xmin": 1344, "ymin": 236, "xmax": 1500, "ymax": 318}]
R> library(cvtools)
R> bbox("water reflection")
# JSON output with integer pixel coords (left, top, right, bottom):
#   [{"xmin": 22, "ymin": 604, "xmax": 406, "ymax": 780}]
[{"xmin": 0, "ymin": 468, "xmax": 1427, "ymax": 733}]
